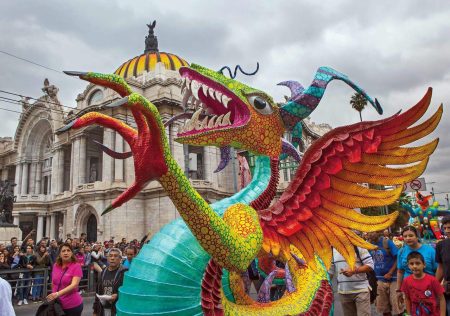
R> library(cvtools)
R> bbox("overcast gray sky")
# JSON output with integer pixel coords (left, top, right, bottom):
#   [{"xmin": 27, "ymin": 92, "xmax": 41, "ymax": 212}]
[{"xmin": 1, "ymin": 0, "xmax": 450, "ymax": 204}]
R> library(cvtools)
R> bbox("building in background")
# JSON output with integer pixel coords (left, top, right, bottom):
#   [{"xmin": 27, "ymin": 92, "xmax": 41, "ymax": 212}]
[{"xmin": 0, "ymin": 25, "xmax": 330, "ymax": 242}]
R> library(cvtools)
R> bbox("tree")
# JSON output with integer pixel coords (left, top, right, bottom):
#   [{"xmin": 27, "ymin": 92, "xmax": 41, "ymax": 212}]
[{"xmin": 350, "ymin": 92, "xmax": 368, "ymax": 122}]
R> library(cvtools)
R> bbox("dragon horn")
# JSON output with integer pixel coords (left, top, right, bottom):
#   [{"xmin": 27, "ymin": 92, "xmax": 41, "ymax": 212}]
[
  {"xmin": 63, "ymin": 71, "xmax": 133, "ymax": 97},
  {"xmin": 92, "ymin": 140, "xmax": 132, "ymax": 159},
  {"xmin": 277, "ymin": 81, "xmax": 305, "ymax": 99},
  {"xmin": 280, "ymin": 66, "xmax": 383, "ymax": 131}
]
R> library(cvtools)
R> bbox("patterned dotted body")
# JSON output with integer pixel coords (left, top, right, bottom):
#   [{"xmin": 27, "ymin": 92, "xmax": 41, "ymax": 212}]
[
  {"xmin": 223, "ymin": 251, "xmax": 332, "ymax": 315},
  {"xmin": 159, "ymin": 157, "xmax": 263, "ymax": 272}
]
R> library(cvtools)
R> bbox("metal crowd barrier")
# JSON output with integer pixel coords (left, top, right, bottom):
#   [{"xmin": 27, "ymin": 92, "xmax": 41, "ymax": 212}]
[{"xmin": 0, "ymin": 265, "xmax": 96, "ymax": 299}]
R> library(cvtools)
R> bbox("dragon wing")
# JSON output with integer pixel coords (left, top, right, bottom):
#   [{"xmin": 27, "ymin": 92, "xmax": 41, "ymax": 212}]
[{"xmin": 259, "ymin": 88, "xmax": 442, "ymax": 269}]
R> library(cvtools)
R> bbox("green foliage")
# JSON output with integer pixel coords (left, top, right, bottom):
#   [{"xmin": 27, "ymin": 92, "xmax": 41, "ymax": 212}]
[{"xmin": 350, "ymin": 92, "xmax": 368, "ymax": 122}]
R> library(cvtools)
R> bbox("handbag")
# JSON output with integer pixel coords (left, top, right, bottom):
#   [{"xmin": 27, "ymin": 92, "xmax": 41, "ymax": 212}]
[
  {"xmin": 443, "ymin": 280, "xmax": 450, "ymax": 296},
  {"xmin": 36, "ymin": 267, "xmax": 68, "ymax": 316},
  {"xmin": 355, "ymin": 246, "xmax": 378, "ymax": 304}
]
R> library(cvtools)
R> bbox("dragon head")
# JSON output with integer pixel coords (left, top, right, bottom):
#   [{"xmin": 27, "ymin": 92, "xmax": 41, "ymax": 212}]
[{"xmin": 176, "ymin": 64, "xmax": 286, "ymax": 158}]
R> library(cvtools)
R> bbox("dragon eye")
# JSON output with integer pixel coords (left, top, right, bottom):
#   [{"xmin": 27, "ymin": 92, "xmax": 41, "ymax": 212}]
[{"xmin": 247, "ymin": 95, "xmax": 273, "ymax": 115}]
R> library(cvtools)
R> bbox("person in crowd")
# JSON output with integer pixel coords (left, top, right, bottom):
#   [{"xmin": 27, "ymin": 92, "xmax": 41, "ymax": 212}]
[
  {"xmin": 46, "ymin": 243, "xmax": 83, "ymax": 316},
  {"xmin": 0, "ymin": 243, "xmax": 5, "ymax": 253},
  {"xmin": 119, "ymin": 238, "xmax": 127, "ymax": 252},
  {"xmin": 84, "ymin": 244, "xmax": 92, "ymax": 267},
  {"xmin": 71, "ymin": 238, "xmax": 80, "ymax": 253},
  {"xmin": 32, "ymin": 244, "xmax": 51, "ymax": 301},
  {"xmin": 3, "ymin": 248, "xmax": 11, "ymax": 263},
  {"xmin": 10, "ymin": 244, "xmax": 22, "ymax": 301},
  {"xmin": 401, "ymin": 251, "xmax": 445, "ymax": 316},
  {"xmin": 123, "ymin": 246, "xmax": 137, "ymax": 269},
  {"xmin": 6, "ymin": 236, "xmax": 18, "ymax": 253},
  {"xmin": 397, "ymin": 225, "xmax": 437, "ymax": 307},
  {"xmin": 369, "ymin": 230, "xmax": 403, "ymax": 316},
  {"xmin": 93, "ymin": 248, "xmax": 127, "ymax": 316},
  {"xmin": 384, "ymin": 229, "xmax": 392, "ymax": 239},
  {"xmin": 75, "ymin": 245, "xmax": 86, "ymax": 266},
  {"xmin": 436, "ymin": 215, "xmax": 450, "ymax": 315},
  {"xmin": 49, "ymin": 239, "xmax": 60, "ymax": 266},
  {"xmin": 80, "ymin": 233, "xmax": 87, "ymax": 241},
  {"xmin": 17, "ymin": 245, "xmax": 36, "ymax": 305},
  {"xmin": 104, "ymin": 240, "xmax": 114, "ymax": 257},
  {"xmin": 0, "ymin": 277, "xmax": 15, "ymax": 316},
  {"xmin": 0, "ymin": 252, "xmax": 10, "ymax": 279},
  {"xmin": 92, "ymin": 244, "xmax": 106, "ymax": 273},
  {"xmin": 21, "ymin": 237, "xmax": 35, "ymax": 253},
  {"xmin": 329, "ymin": 247, "xmax": 374, "ymax": 316},
  {"xmin": 8, "ymin": 229, "xmax": 35, "ymax": 253}
]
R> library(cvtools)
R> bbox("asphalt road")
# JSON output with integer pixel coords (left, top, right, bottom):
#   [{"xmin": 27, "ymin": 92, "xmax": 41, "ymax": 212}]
[
  {"xmin": 13, "ymin": 286, "xmax": 381, "ymax": 316},
  {"xmin": 14, "ymin": 295, "xmax": 95, "ymax": 316}
]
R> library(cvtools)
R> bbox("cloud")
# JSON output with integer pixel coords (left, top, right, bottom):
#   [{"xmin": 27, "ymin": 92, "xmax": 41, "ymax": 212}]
[{"xmin": 1, "ymin": 0, "xmax": 450, "ymax": 201}]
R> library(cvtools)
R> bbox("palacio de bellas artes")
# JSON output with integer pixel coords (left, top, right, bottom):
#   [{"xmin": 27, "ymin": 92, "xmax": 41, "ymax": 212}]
[{"xmin": 0, "ymin": 25, "xmax": 330, "ymax": 243}]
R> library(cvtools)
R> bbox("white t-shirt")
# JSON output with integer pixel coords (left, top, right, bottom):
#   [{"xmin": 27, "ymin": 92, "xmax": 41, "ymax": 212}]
[
  {"xmin": 0, "ymin": 277, "xmax": 15, "ymax": 316},
  {"xmin": 328, "ymin": 247, "xmax": 374, "ymax": 294}
]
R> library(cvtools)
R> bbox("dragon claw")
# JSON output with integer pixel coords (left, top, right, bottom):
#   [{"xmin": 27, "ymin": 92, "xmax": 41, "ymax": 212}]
[
  {"xmin": 106, "ymin": 96, "xmax": 129, "ymax": 108},
  {"xmin": 55, "ymin": 120, "xmax": 76, "ymax": 134},
  {"xmin": 374, "ymin": 98, "xmax": 383, "ymax": 114},
  {"xmin": 102, "ymin": 204, "xmax": 114, "ymax": 216},
  {"xmin": 63, "ymin": 71, "xmax": 88, "ymax": 77}
]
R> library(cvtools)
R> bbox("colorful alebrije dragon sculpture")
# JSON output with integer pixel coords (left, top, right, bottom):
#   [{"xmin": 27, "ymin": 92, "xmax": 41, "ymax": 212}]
[{"xmin": 59, "ymin": 63, "xmax": 441, "ymax": 315}]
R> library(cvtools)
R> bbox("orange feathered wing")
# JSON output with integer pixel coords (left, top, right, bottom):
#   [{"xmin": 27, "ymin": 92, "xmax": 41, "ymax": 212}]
[{"xmin": 259, "ymin": 88, "xmax": 441, "ymax": 269}]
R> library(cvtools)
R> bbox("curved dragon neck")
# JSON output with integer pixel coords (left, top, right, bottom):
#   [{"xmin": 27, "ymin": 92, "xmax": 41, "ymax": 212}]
[{"xmin": 157, "ymin": 154, "xmax": 262, "ymax": 272}]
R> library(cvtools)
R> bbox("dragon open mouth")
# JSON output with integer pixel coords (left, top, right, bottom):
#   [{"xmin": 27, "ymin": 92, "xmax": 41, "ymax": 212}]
[{"xmin": 177, "ymin": 67, "xmax": 250, "ymax": 138}]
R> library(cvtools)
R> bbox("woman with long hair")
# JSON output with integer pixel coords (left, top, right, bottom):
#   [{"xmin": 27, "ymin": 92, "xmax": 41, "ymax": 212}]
[
  {"xmin": 0, "ymin": 252, "xmax": 10, "ymax": 277},
  {"xmin": 91, "ymin": 243, "xmax": 106, "ymax": 273},
  {"xmin": 32, "ymin": 244, "xmax": 50, "ymax": 301},
  {"xmin": 46, "ymin": 243, "xmax": 83, "ymax": 316},
  {"xmin": 396, "ymin": 225, "xmax": 437, "ymax": 305}
]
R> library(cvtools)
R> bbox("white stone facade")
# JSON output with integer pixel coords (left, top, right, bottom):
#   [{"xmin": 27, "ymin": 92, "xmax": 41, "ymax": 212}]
[{"xmin": 0, "ymin": 58, "xmax": 329, "ymax": 243}]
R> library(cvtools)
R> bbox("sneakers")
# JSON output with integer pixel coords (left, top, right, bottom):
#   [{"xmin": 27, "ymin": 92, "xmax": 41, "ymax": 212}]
[
  {"xmin": 23, "ymin": 299, "xmax": 28, "ymax": 305},
  {"xmin": 17, "ymin": 300, "xmax": 23, "ymax": 306}
]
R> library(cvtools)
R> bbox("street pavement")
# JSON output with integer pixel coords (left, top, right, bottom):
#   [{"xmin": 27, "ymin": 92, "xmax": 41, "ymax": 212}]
[
  {"xmin": 14, "ymin": 295, "xmax": 95, "ymax": 316},
  {"xmin": 13, "ymin": 287, "xmax": 381, "ymax": 316}
]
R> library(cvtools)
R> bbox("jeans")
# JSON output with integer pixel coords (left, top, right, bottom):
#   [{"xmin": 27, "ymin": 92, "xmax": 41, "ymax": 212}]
[
  {"xmin": 64, "ymin": 303, "xmax": 83, "ymax": 316},
  {"xmin": 31, "ymin": 273, "xmax": 44, "ymax": 299},
  {"xmin": 446, "ymin": 294, "xmax": 450, "ymax": 316},
  {"xmin": 18, "ymin": 272, "xmax": 30, "ymax": 301}
]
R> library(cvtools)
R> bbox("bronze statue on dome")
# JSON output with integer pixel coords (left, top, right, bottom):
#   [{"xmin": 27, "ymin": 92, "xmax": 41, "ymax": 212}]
[{"xmin": 145, "ymin": 20, "xmax": 159, "ymax": 53}]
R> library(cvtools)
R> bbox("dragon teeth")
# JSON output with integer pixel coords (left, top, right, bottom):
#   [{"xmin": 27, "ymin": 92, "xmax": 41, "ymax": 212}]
[
  {"xmin": 181, "ymin": 90, "xmax": 192, "ymax": 109},
  {"xmin": 191, "ymin": 80, "xmax": 201, "ymax": 100},
  {"xmin": 199, "ymin": 116, "xmax": 209, "ymax": 130},
  {"xmin": 201, "ymin": 84, "xmax": 209, "ymax": 97},
  {"xmin": 215, "ymin": 91, "xmax": 223, "ymax": 103},
  {"xmin": 185, "ymin": 78, "xmax": 191, "ymax": 91},
  {"xmin": 221, "ymin": 95, "xmax": 231, "ymax": 108},
  {"xmin": 222, "ymin": 112, "xmax": 231, "ymax": 126},
  {"xmin": 215, "ymin": 114, "xmax": 224, "ymax": 128},
  {"xmin": 208, "ymin": 88, "xmax": 216, "ymax": 100},
  {"xmin": 208, "ymin": 115, "xmax": 216, "ymax": 128}
]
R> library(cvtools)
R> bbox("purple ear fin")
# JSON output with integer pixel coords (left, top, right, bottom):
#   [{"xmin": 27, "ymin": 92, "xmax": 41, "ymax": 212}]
[{"xmin": 277, "ymin": 81, "xmax": 305, "ymax": 100}]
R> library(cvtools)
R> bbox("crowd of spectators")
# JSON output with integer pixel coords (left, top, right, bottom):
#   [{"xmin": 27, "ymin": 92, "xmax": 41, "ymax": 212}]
[
  {"xmin": 330, "ymin": 217, "xmax": 450, "ymax": 316},
  {"xmin": 0, "ymin": 230, "xmax": 144, "ymax": 308}
]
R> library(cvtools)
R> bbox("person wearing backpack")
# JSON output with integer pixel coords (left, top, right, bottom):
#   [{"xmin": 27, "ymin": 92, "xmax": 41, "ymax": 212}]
[
  {"xmin": 329, "ymin": 247, "xmax": 374, "ymax": 316},
  {"xmin": 369, "ymin": 230, "xmax": 404, "ymax": 316},
  {"xmin": 93, "ymin": 248, "xmax": 127, "ymax": 316}
]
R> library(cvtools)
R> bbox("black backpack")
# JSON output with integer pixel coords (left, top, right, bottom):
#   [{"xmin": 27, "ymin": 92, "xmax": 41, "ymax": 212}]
[{"xmin": 355, "ymin": 246, "xmax": 378, "ymax": 303}]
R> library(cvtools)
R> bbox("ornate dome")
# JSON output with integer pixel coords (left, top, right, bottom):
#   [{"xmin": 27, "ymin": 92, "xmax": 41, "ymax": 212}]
[{"xmin": 114, "ymin": 52, "xmax": 189, "ymax": 79}]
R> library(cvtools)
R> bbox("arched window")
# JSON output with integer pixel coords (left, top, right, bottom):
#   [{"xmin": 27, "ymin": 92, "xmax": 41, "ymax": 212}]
[{"xmin": 88, "ymin": 90, "xmax": 103, "ymax": 106}]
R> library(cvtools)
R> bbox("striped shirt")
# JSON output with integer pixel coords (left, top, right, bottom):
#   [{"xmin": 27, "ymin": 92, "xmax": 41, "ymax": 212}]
[{"xmin": 328, "ymin": 247, "xmax": 374, "ymax": 294}]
